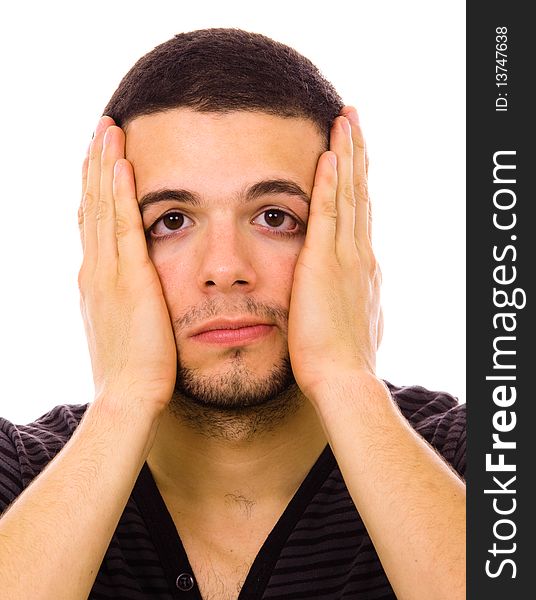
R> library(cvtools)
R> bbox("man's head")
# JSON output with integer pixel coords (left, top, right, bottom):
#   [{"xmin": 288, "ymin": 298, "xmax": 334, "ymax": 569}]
[
  {"xmin": 104, "ymin": 30, "xmax": 344, "ymax": 426},
  {"xmin": 104, "ymin": 28, "xmax": 343, "ymax": 146}
]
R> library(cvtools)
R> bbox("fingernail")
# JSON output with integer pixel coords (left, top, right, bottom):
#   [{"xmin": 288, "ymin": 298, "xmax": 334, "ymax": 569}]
[
  {"xmin": 328, "ymin": 152, "xmax": 337, "ymax": 168},
  {"xmin": 345, "ymin": 108, "xmax": 360, "ymax": 126},
  {"xmin": 340, "ymin": 116, "xmax": 351, "ymax": 134},
  {"xmin": 95, "ymin": 116, "xmax": 108, "ymax": 137},
  {"xmin": 103, "ymin": 127, "xmax": 113, "ymax": 146},
  {"xmin": 114, "ymin": 160, "xmax": 123, "ymax": 176}
]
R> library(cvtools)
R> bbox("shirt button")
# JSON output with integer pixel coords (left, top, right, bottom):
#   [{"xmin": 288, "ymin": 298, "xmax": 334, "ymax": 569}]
[{"xmin": 176, "ymin": 572, "xmax": 195, "ymax": 592}]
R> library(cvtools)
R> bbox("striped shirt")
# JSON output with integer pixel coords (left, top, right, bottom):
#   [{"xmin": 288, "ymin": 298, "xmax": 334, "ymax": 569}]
[{"xmin": 0, "ymin": 382, "xmax": 465, "ymax": 599}]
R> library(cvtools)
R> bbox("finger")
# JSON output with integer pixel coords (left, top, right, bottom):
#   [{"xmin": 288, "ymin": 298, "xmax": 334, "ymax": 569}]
[
  {"xmin": 377, "ymin": 305, "xmax": 384, "ymax": 349},
  {"xmin": 304, "ymin": 151, "xmax": 338, "ymax": 253},
  {"xmin": 331, "ymin": 116, "xmax": 356, "ymax": 256},
  {"xmin": 81, "ymin": 141, "xmax": 91, "ymax": 200},
  {"xmin": 79, "ymin": 144, "xmax": 90, "ymax": 250},
  {"xmin": 97, "ymin": 125, "xmax": 125, "ymax": 269},
  {"xmin": 113, "ymin": 158, "xmax": 151, "ymax": 273},
  {"xmin": 341, "ymin": 108, "xmax": 369, "ymax": 178},
  {"xmin": 82, "ymin": 116, "xmax": 115, "ymax": 270},
  {"xmin": 341, "ymin": 107, "xmax": 372, "ymax": 246}
]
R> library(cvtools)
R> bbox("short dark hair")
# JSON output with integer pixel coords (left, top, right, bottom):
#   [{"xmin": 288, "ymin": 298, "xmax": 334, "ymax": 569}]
[{"xmin": 103, "ymin": 28, "xmax": 343, "ymax": 144}]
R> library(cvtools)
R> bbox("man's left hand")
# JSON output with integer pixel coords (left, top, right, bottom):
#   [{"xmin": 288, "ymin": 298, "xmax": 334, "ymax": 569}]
[{"xmin": 288, "ymin": 107, "xmax": 382, "ymax": 403}]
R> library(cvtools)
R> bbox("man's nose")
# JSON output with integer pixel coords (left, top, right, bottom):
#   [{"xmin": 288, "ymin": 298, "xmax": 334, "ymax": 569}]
[{"xmin": 196, "ymin": 223, "xmax": 257, "ymax": 293}]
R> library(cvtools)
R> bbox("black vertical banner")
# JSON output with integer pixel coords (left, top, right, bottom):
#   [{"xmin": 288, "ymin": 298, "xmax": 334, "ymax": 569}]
[{"xmin": 467, "ymin": 3, "xmax": 534, "ymax": 598}]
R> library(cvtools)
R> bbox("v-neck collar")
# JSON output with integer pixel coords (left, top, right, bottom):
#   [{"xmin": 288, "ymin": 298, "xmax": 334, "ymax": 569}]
[{"xmin": 132, "ymin": 444, "xmax": 336, "ymax": 599}]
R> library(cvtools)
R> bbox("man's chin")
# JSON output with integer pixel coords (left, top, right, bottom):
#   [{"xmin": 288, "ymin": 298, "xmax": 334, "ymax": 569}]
[
  {"xmin": 168, "ymin": 357, "xmax": 302, "ymax": 439},
  {"xmin": 172, "ymin": 352, "xmax": 298, "ymax": 409}
]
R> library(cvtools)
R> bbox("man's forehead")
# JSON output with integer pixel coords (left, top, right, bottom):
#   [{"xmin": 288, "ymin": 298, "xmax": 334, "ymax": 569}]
[
  {"xmin": 124, "ymin": 107, "xmax": 324, "ymax": 146},
  {"xmin": 124, "ymin": 108, "xmax": 325, "ymax": 202}
]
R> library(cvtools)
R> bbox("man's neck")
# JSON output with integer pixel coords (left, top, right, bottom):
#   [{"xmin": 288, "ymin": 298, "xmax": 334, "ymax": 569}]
[{"xmin": 146, "ymin": 392, "xmax": 327, "ymax": 511}]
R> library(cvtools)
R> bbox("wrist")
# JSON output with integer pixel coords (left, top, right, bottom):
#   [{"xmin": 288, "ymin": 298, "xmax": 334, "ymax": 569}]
[
  {"xmin": 307, "ymin": 370, "xmax": 392, "ymax": 420},
  {"xmin": 88, "ymin": 390, "xmax": 164, "ymax": 446}
]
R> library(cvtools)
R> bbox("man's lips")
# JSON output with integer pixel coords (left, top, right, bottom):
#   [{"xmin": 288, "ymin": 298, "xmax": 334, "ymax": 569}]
[{"xmin": 189, "ymin": 319, "xmax": 275, "ymax": 346}]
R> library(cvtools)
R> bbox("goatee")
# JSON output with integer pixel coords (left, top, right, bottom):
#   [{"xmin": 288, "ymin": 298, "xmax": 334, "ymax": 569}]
[
  {"xmin": 168, "ymin": 297, "xmax": 303, "ymax": 439},
  {"xmin": 169, "ymin": 353, "xmax": 302, "ymax": 440}
]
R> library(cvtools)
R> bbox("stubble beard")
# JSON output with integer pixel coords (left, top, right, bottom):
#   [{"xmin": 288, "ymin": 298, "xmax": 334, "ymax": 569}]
[{"xmin": 167, "ymin": 298, "xmax": 303, "ymax": 440}]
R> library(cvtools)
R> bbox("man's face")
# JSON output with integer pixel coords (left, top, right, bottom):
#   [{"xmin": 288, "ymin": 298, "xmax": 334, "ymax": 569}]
[{"xmin": 125, "ymin": 109, "xmax": 324, "ymax": 410}]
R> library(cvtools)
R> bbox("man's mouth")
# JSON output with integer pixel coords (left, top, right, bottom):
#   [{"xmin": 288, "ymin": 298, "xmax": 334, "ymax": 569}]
[{"xmin": 189, "ymin": 319, "xmax": 275, "ymax": 346}]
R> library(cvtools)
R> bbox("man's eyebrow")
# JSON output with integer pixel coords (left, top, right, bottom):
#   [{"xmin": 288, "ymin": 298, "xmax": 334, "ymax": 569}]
[
  {"xmin": 139, "ymin": 189, "xmax": 200, "ymax": 213},
  {"xmin": 138, "ymin": 179, "xmax": 310, "ymax": 214},
  {"xmin": 245, "ymin": 179, "xmax": 310, "ymax": 205}
]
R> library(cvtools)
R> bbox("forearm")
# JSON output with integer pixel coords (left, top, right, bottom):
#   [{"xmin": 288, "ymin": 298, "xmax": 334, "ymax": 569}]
[
  {"xmin": 0, "ymin": 395, "xmax": 160, "ymax": 600},
  {"xmin": 312, "ymin": 372, "xmax": 465, "ymax": 600}
]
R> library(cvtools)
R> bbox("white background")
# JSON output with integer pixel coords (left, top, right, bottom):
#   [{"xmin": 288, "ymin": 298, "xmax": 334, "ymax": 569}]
[{"xmin": 0, "ymin": 0, "xmax": 465, "ymax": 424}]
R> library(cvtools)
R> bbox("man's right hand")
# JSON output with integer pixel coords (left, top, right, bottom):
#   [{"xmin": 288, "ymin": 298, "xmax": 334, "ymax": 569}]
[
  {"xmin": 78, "ymin": 117, "xmax": 177, "ymax": 417},
  {"xmin": 0, "ymin": 117, "xmax": 177, "ymax": 599}
]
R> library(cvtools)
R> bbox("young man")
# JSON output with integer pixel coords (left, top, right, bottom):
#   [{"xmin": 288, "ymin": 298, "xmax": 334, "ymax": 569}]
[{"xmin": 0, "ymin": 29, "xmax": 465, "ymax": 599}]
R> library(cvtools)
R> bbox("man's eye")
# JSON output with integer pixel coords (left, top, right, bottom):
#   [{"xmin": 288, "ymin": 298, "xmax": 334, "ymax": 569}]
[
  {"xmin": 252, "ymin": 209, "xmax": 298, "ymax": 232},
  {"xmin": 150, "ymin": 212, "xmax": 193, "ymax": 237}
]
